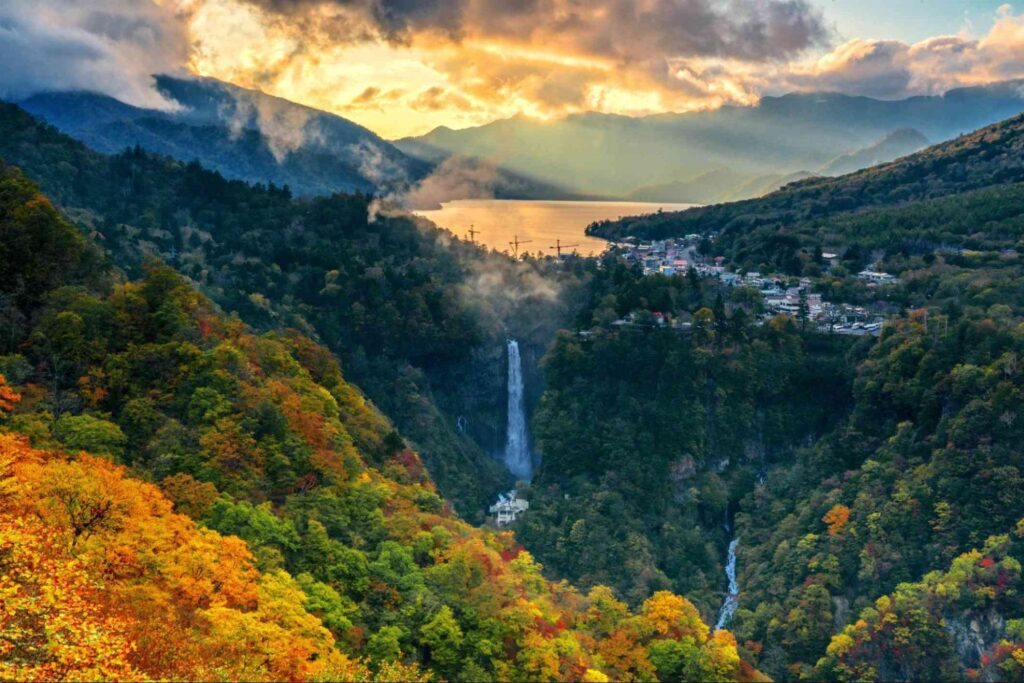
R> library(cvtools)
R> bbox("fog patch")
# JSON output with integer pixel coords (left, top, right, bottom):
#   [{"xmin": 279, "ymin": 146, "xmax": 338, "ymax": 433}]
[
  {"xmin": 214, "ymin": 88, "xmax": 323, "ymax": 162},
  {"xmin": 368, "ymin": 154, "xmax": 520, "ymax": 224}
]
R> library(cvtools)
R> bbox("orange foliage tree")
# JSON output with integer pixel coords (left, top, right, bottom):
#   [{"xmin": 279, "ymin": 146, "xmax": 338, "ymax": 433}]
[
  {"xmin": 823, "ymin": 504, "xmax": 851, "ymax": 537},
  {"xmin": 0, "ymin": 433, "xmax": 382, "ymax": 682},
  {"xmin": 0, "ymin": 373, "xmax": 20, "ymax": 413}
]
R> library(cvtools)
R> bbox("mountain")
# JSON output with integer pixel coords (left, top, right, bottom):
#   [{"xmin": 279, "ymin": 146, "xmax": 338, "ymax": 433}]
[
  {"xmin": 0, "ymin": 99, "xmax": 544, "ymax": 519},
  {"xmin": 17, "ymin": 75, "xmax": 431, "ymax": 196},
  {"xmin": 396, "ymin": 81, "xmax": 1024, "ymax": 201},
  {"xmin": 626, "ymin": 167, "xmax": 748, "ymax": 203},
  {"xmin": 627, "ymin": 168, "xmax": 815, "ymax": 203},
  {"xmin": 588, "ymin": 109, "xmax": 1024, "ymax": 243},
  {"xmin": 11, "ymin": 63, "xmax": 1024, "ymax": 682},
  {"xmin": 818, "ymin": 128, "xmax": 930, "ymax": 176},
  {"xmin": 727, "ymin": 170, "xmax": 816, "ymax": 200}
]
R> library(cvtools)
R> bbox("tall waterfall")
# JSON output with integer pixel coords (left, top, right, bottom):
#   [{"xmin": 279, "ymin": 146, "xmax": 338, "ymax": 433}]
[
  {"xmin": 715, "ymin": 538, "xmax": 740, "ymax": 630},
  {"xmin": 504, "ymin": 339, "xmax": 532, "ymax": 481}
]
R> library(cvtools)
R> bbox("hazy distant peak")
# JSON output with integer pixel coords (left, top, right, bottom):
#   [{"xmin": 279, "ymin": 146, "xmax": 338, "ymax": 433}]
[
  {"xmin": 819, "ymin": 127, "xmax": 930, "ymax": 176},
  {"xmin": 396, "ymin": 80, "xmax": 1024, "ymax": 199}
]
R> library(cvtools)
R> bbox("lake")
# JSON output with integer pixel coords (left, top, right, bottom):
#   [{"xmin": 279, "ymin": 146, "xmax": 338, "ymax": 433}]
[{"xmin": 414, "ymin": 199, "xmax": 696, "ymax": 257}]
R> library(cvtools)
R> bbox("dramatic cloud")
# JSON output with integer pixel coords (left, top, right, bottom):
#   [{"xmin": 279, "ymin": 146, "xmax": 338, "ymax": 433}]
[
  {"xmin": 181, "ymin": 0, "xmax": 832, "ymax": 135},
  {"xmin": 0, "ymin": 0, "xmax": 191, "ymax": 108},
  {"xmin": 5, "ymin": 0, "xmax": 1024, "ymax": 139},
  {"xmin": 410, "ymin": 86, "xmax": 475, "ymax": 113},
  {"xmin": 238, "ymin": 0, "xmax": 830, "ymax": 63},
  {"xmin": 774, "ymin": 6, "xmax": 1024, "ymax": 99},
  {"xmin": 216, "ymin": 0, "xmax": 830, "ymax": 119}
]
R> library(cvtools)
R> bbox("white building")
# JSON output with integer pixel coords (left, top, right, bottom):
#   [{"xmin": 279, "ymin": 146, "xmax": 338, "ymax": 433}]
[
  {"xmin": 490, "ymin": 492, "xmax": 529, "ymax": 526},
  {"xmin": 857, "ymin": 270, "xmax": 898, "ymax": 284}
]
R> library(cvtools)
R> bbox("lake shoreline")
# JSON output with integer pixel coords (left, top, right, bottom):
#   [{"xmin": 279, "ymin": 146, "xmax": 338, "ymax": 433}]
[{"xmin": 415, "ymin": 198, "xmax": 697, "ymax": 257}]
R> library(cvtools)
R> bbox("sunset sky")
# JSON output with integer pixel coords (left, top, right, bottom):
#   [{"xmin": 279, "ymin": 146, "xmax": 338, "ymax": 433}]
[{"xmin": 3, "ymin": 1, "xmax": 1024, "ymax": 138}]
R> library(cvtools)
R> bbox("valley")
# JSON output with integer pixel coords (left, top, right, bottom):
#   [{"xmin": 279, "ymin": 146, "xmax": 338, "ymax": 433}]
[{"xmin": 6, "ymin": 15, "xmax": 1024, "ymax": 678}]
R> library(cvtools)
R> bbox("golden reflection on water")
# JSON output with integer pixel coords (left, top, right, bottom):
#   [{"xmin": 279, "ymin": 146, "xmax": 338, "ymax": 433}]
[{"xmin": 414, "ymin": 199, "xmax": 696, "ymax": 257}]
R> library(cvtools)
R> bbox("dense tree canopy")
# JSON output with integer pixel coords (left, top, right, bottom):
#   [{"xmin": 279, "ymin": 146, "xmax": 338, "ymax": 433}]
[{"xmin": 0, "ymin": 166, "xmax": 750, "ymax": 682}]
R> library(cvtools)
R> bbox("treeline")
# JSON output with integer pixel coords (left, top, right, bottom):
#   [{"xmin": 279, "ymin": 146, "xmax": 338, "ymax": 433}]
[{"xmin": 686, "ymin": 182, "xmax": 1024, "ymax": 277}]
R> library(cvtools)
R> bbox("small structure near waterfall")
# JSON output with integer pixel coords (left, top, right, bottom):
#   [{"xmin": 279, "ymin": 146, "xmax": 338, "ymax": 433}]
[{"xmin": 490, "ymin": 491, "xmax": 529, "ymax": 526}]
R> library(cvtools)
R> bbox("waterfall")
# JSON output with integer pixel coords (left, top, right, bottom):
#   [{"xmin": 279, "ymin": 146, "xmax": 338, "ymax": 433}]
[
  {"xmin": 504, "ymin": 339, "xmax": 532, "ymax": 481},
  {"xmin": 715, "ymin": 538, "xmax": 740, "ymax": 631}
]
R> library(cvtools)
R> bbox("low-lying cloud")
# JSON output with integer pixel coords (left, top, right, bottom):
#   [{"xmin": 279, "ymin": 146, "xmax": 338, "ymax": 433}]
[
  {"xmin": 0, "ymin": 0, "xmax": 190, "ymax": 109},
  {"xmin": 403, "ymin": 156, "xmax": 504, "ymax": 210},
  {"xmin": 216, "ymin": 85, "xmax": 325, "ymax": 161},
  {"xmin": 366, "ymin": 155, "xmax": 506, "ymax": 223}
]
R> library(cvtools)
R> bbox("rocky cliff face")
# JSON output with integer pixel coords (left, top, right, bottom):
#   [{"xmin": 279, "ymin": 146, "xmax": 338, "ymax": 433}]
[{"xmin": 945, "ymin": 608, "xmax": 1007, "ymax": 678}]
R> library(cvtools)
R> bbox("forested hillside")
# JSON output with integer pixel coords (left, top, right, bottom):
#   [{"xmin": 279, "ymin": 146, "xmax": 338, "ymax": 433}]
[
  {"xmin": 589, "ymin": 111, "xmax": 1024, "ymax": 246},
  {"xmin": 516, "ymin": 261, "xmax": 854, "ymax": 612},
  {"xmin": 518, "ymin": 240, "xmax": 1024, "ymax": 682},
  {"xmin": 813, "ymin": 529, "xmax": 1024, "ymax": 682},
  {"xmin": 489, "ymin": 110, "xmax": 1024, "ymax": 681},
  {"xmin": 0, "ymin": 101, "xmax": 585, "ymax": 519},
  {"xmin": 0, "ymin": 165, "xmax": 755, "ymax": 682}
]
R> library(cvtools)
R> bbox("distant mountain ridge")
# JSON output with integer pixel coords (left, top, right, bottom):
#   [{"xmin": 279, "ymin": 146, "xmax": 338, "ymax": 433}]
[
  {"xmin": 819, "ymin": 128, "xmax": 930, "ymax": 176},
  {"xmin": 396, "ymin": 81, "xmax": 1024, "ymax": 202},
  {"xmin": 619, "ymin": 127, "xmax": 928, "ymax": 204},
  {"xmin": 587, "ymin": 109, "xmax": 1024, "ymax": 241},
  {"xmin": 17, "ymin": 76, "xmax": 1024, "ymax": 205},
  {"xmin": 16, "ymin": 76, "xmax": 592, "ymax": 202},
  {"xmin": 17, "ymin": 75, "xmax": 431, "ymax": 196},
  {"xmin": 626, "ymin": 168, "xmax": 816, "ymax": 203}
]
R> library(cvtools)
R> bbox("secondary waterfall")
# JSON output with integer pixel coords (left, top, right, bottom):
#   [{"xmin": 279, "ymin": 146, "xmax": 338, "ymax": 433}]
[
  {"xmin": 715, "ymin": 538, "xmax": 740, "ymax": 631},
  {"xmin": 504, "ymin": 339, "xmax": 532, "ymax": 481}
]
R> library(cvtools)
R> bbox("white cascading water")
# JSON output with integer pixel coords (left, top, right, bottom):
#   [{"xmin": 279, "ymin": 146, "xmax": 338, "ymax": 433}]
[
  {"xmin": 715, "ymin": 538, "xmax": 740, "ymax": 630},
  {"xmin": 504, "ymin": 339, "xmax": 533, "ymax": 481}
]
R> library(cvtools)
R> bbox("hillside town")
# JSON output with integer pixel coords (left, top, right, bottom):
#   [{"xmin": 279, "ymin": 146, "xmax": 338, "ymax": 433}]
[{"xmin": 606, "ymin": 236, "xmax": 895, "ymax": 336}]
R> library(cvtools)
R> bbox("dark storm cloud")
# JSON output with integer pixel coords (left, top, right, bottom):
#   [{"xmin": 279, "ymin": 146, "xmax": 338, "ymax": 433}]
[{"xmin": 239, "ymin": 0, "xmax": 831, "ymax": 62}]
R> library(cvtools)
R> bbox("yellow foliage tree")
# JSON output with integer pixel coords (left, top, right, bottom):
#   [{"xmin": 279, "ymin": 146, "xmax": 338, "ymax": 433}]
[
  {"xmin": 0, "ymin": 514, "xmax": 142, "ymax": 682},
  {"xmin": 640, "ymin": 590, "xmax": 710, "ymax": 642}
]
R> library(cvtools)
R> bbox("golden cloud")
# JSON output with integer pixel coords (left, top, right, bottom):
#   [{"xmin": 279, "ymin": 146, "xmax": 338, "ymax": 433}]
[
  {"xmin": 8, "ymin": 0, "xmax": 1024, "ymax": 140},
  {"xmin": 184, "ymin": 0, "xmax": 833, "ymax": 135}
]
